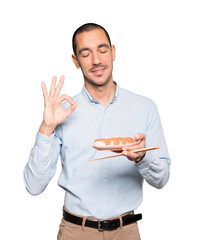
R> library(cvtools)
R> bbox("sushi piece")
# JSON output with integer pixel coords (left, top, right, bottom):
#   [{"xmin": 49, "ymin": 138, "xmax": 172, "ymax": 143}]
[{"xmin": 94, "ymin": 137, "xmax": 135, "ymax": 147}]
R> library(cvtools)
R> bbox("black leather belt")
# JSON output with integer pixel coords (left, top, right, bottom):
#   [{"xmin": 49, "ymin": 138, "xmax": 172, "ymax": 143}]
[{"xmin": 63, "ymin": 209, "xmax": 142, "ymax": 231}]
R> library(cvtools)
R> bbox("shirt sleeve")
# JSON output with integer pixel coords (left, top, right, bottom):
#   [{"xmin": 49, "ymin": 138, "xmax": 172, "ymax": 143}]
[
  {"xmin": 135, "ymin": 101, "xmax": 171, "ymax": 189},
  {"xmin": 23, "ymin": 127, "xmax": 62, "ymax": 195}
]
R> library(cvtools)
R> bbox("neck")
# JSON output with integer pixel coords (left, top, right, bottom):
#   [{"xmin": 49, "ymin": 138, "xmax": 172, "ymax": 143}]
[{"xmin": 85, "ymin": 79, "xmax": 116, "ymax": 107}]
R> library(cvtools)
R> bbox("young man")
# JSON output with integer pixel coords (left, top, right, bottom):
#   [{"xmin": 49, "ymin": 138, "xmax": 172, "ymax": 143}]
[{"xmin": 24, "ymin": 23, "xmax": 171, "ymax": 240}]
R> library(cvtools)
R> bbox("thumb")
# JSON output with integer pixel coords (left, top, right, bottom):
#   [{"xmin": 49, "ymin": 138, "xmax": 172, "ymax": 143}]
[{"xmin": 134, "ymin": 133, "xmax": 145, "ymax": 141}]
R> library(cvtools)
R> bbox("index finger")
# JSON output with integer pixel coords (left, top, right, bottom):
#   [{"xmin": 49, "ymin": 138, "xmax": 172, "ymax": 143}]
[
  {"xmin": 122, "ymin": 139, "xmax": 145, "ymax": 151},
  {"xmin": 122, "ymin": 145, "xmax": 140, "ymax": 152}
]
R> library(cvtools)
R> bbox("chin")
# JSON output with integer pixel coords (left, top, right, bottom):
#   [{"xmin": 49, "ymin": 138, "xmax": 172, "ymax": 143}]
[{"xmin": 85, "ymin": 76, "xmax": 112, "ymax": 87}]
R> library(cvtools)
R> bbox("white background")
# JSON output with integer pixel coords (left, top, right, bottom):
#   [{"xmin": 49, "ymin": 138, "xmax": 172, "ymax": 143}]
[{"xmin": 0, "ymin": 0, "xmax": 222, "ymax": 239}]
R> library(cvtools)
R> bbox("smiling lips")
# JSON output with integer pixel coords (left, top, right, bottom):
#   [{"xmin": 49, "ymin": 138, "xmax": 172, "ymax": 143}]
[{"xmin": 90, "ymin": 66, "xmax": 107, "ymax": 75}]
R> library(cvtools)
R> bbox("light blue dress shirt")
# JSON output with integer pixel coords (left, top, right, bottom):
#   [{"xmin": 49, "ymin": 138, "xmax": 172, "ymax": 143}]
[{"xmin": 24, "ymin": 82, "xmax": 171, "ymax": 219}]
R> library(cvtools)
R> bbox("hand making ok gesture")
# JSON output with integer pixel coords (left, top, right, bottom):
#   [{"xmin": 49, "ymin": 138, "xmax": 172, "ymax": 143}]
[{"xmin": 40, "ymin": 76, "xmax": 78, "ymax": 136}]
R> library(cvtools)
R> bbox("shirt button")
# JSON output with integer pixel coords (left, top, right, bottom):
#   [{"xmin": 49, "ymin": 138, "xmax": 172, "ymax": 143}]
[
  {"xmin": 103, "ymin": 204, "xmax": 106, "ymax": 208},
  {"xmin": 104, "ymin": 179, "xmax": 107, "ymax": 183},
  {"xmin": 46, "ymin": 141, "xmax": 50, "ymax": 145}
]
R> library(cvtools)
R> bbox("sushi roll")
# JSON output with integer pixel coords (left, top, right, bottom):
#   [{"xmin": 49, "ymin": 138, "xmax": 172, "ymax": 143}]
[{"xmin": 94, "ymin": 137, "xmax": 135, "ymax": 147}]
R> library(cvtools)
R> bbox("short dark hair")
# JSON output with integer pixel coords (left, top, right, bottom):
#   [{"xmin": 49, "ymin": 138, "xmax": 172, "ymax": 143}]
[{"xmin": 72, "ymin": 23, "xmax": 112, "ymax": 56}]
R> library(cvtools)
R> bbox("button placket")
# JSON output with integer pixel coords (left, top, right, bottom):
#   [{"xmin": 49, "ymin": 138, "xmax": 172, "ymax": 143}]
[
  {"xmin": 100, "ymin": 106, "xmax": 112, "ymax": 216},
  {"xmin": 100, "ymin": 106, "xmax": 111, "ymax": 138}
]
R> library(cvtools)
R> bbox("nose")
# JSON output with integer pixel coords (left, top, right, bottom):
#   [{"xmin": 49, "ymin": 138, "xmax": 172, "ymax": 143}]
[{"xmin": 92, "ymin": 52, "xmax": 102, "ymax": 65}]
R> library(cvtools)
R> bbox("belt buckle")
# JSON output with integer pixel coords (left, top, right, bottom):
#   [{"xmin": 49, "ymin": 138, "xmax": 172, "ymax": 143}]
[
  {"xmin": 98, "ymin": 220, "xmax": 109, "ymax": 231},
  {"xmin": 98, "ymin": 220, "xmax": 102, "ymax": 231}
]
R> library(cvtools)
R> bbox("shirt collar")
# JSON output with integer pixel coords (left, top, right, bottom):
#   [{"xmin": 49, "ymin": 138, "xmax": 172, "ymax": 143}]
[{"xmin": 81, "ymin": 81, "xmax": 119, "ymax": 104}]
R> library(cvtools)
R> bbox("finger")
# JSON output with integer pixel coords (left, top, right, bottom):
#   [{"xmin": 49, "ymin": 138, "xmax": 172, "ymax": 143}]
[
  {"xmin": 134, "ymin": 133, "xmax": 146, "ymax": 141},
  {"xmin": 65, "ymin": 101, "xmax": 78, "ymax": 117},
  {"xmin": 49, "ymin": 76, "xmax": 57, "ymax": 97},
  {"xmin": 59, "ymin": 94, "xmax": 75, "ymax": 104},
  {"xmin": 111, "ymin": 150, "xmax": 122, "ymax": 153},
  {"xmin": 122, "ymin": 141, "xmax": 145, "ymax": 152},
  {"xmin": 41, "ymin": 82, "xmax": 49, "ymax": 102},
  {"xmin": 123, "ymin": 144, "xmax": 141, "ymax": 150},
  {"xmin": 122, "ymin": 150, "xmax": 142, "ymax": 162},
  {"xmin": 55, "ymin": 75, "xmax": 65, "ymax": 96}
]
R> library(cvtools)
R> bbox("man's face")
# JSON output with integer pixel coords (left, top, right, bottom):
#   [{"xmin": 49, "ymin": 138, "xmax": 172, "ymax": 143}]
[{"xmin": 73, "ymin": 28, "xmax": 115, "ymax": 87}]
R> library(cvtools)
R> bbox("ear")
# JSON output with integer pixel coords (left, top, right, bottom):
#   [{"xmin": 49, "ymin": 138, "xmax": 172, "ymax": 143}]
[
  {"xmin": 72, "ymin": 54, "xmax": 81, "ymax": 69},
  {"xmin": 111, "ymin": 45, "xmax": 116, "ymax": 61}
]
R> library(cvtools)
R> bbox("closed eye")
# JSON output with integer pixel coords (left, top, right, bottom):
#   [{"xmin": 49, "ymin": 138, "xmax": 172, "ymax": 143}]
[
  {"xmin": 80, "ymin": 50, "xmax": 90, "ymax": 58},
  {"xmin": 98, "ymin": 44, "xmax": 109, "ymax": 54},
  {"xmin": 99, "ymin": 48, "xmax": 108, "ymax": 54},
  {"xmin": 79, "ymin": 48, "xmax": 90, "ymax": 57},
  {"xmin": 82, "ymin": 53, "xmax": 90, "ymax": 57}
]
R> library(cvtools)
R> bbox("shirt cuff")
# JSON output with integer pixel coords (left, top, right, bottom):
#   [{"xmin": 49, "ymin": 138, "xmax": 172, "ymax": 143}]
[
  {"xmin": 135, "ymin": 151, "xmax": 154, "ymax": 170},
  {"xmin": 35, "ymin": 132, "xmax": 55, "ymax": 150}
]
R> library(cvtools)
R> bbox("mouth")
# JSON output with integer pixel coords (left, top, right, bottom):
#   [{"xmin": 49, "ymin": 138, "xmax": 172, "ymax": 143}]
[{"xmin": 90, "ymin": 66, "xmax": 107, "ymax": 75}]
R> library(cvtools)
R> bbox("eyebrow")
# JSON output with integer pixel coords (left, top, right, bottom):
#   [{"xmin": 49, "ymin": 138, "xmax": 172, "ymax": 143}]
[
  {"xmin": 98, "ymin": 43, "xmax": 110, "ymax": 49},
  {"xmin": 78, "ymin": 43, "xmax": 110, "ymax": 55}
]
